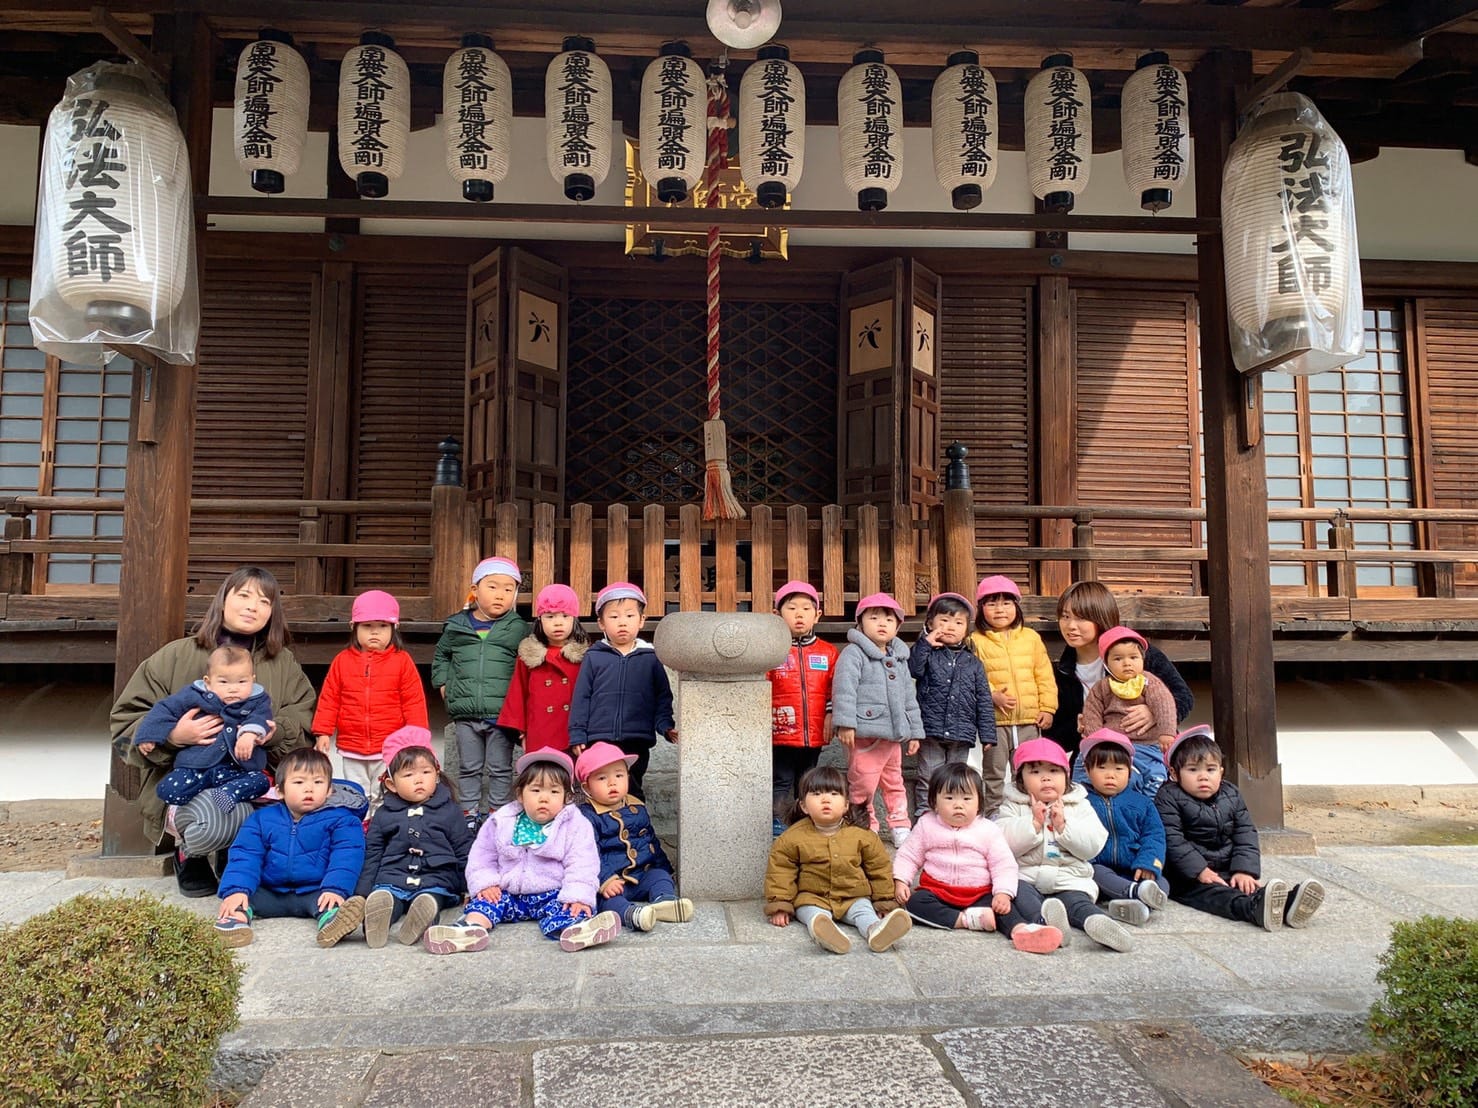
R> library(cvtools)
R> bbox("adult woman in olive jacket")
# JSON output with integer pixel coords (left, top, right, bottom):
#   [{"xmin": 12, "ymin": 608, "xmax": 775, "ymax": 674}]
[
  {"xmin": 1047, "ymin": 581, "xmax": 1194, "ymax": 761},
  {"xmin": 111, "ymin": 566, "xmax": 316, "ymax": 894}
]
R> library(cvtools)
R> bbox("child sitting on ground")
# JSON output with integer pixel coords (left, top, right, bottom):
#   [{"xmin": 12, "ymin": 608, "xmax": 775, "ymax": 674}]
[
  {"xmin": 765, "ymin": 765, "xmax": 913, "ymax": 955},
  {"xmin": 214, "ymin": 749, "xmax": 367, "ymax": 949},
  {"xmin": 498, "ymin": 584, "xmax": 590, "ymax": 755},
  {"xmin": 568, "ymin": 582, "xmax": 676, "ymax": 800},
  {"xmin": 575, "ymin": 741, "xmax": 694, "ymax": 932},
  {"xmin": 995, "ymin": 737, "xmax": 1133, "ymax": 952},
  {"xmin": 1156, "ymin": 726, "xmax": 1325, "ymax": 931},
  {"xmin": 1079, "ymin": 626, "xmax": 1176, "ymax": 796},
  {"xmin": 832, "ymin": 592, "xmax": 923, "ymax": 846},
  {"xmin": 909, "ymin": 592, "xmax": 995, "ymax": 819},
  {"xmin": 892, "ymin": 763, "xmax": 1061, "ymax": 953},
  {"xmin": 1078, "ymin": 729, "xmax": 1170, "ymax": 927},
  {"xmin": 766, "ymin": 580, "xmax": 838, "ymax": 837},
  {"xmin": 355, "ymin": 726, "xmax": 474, "ymax": 948},
  {"xmin": 135, "ymin": 645, "xmax": 273, "ymax": 813},
  {"xmin": 423, "ymin": 748, "xmax": 620, "ymax": 954}
]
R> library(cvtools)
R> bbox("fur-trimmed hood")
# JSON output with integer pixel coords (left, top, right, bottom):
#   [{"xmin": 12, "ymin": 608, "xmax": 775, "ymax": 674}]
[{"xmin": 517, "ymin": 634, "xmax": 588, "ymax": 669}]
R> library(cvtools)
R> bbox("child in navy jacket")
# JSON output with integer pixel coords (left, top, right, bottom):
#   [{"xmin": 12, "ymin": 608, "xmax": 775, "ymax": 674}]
[
  {"xmin": 1078, "ymin": 730, "xmax": 1169, "ymax": 927},
  {"xmin": 214, "ymin": 749, "xmax": 367, "ymax": 949},
  {"xmin": 568, "ymin": 582, "xmax": 676, "ymax": 800},
  {"xmin": 909, "ymin": 592, "xmax": 995, "ymax": 818}
]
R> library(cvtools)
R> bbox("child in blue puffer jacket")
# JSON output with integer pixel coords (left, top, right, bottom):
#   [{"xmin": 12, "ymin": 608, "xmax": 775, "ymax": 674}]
[
  {"xmin": 1079, "ymin": 729, "xmax": 1169, "ymax": 927},
  {"xmin": 214, "ymin": 749, "xmax": 367, "ymax": 950}
]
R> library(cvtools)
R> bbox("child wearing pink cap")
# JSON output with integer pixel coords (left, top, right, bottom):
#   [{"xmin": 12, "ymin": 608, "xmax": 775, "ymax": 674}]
[
  {"xmin": 312, "ymin": 590, "xmax": 429, "ymax": 796},
  {"xmin": 766, "ymin": 580, "xmax": 839, "ymax": 836},
  {"xmin": 909, "ymin": 592, "xmax": 995, "ymax": 819},
  {"xmin": 498, "ymin": 584, "xmax": 590, "ymax": 756},
  {"xmin": 432, "ymin": 557, "xmax": 531, "ymax": 823},
  {"xmin": 1078, "ymin": 626, "xmax": 1175, "ymax": 797},
  {"xmin": 969, "ymin": 574, "xmax": 1056, "ymax": 817},
  {"xmin": 568, "ymin": 582, "xmax": 676, "ymax": 800},
  {"xmin": 832, "ymin": 592, "xmax": 923, "ymax": 847}
]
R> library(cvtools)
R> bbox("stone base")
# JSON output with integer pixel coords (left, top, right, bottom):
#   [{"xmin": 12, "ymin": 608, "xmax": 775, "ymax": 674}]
[
  {"xmin": 1234, "ymin": 761, "xmax": 1286, "ymax": 829},
  {"xmin": 1256, "ymin": 828, "xmax": 1318, "ymax": 857},
  {"xmin": 66, "ymin": 850, "xmax": 172, "ymax": 879}
]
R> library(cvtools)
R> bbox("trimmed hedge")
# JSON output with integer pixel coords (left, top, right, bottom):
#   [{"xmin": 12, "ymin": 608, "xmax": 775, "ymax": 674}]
[{"xmin": 0, "ymin": 893, "xmax": 240, "ymax": 1107}]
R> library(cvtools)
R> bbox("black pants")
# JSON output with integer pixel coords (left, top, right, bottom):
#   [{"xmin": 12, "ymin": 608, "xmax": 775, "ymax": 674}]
[
  {"xmin": 1042, "ymin": 888, "xmax": 1107, "ymax": 930},
  {"xmin": 772, "ymin": 746, "xmax": 823, "ymax": 810},
  {"xmin": 1171, "ymin": 880, "xmax": 1263, "ymax": 924},
  {"xmin": 907, "ymin": 882, "xmax": 1048, "ymax": 937},
  {"xmin": 383, "ymin": 890, "xmax": 461, "ymax": 923},
  {"xmin": 614, "ymin": 740, "xmax": 653, "ymax": 799}
]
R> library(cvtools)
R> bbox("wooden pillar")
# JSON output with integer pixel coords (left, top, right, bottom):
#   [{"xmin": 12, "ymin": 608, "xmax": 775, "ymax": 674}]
[
  {"xmin": 1192, "ymin": 51, "xmax": 1284, "ymax": 829},
  {"xmin": 102, "ymin": 13, "xmax": 213, "ymax": 856},
  {"xmin": 941, "ymin": 442, "xmax": 976, "ymax": 598},
  {"xmin": 1036, "ymin": 274, "xmax": 1074, "ymax": 597}
]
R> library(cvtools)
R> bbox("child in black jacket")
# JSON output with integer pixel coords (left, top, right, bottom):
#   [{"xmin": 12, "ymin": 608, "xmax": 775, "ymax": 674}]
[
  {"xmin": 909, "ymin": 592, "xmax": 995, "ymax": 817},
  {"xmin": 355, "ymin": 728, "xmax": 476, "ymax": 947},
  {"xmin": 1155, "ymin": 726, "xmax": 1324, "ymax": 930}
]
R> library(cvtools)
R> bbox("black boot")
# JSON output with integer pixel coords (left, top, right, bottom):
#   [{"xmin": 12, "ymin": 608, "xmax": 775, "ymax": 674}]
[{"xmin": 174, "ymin": 849, "xmax": 219, "ymax": 898}]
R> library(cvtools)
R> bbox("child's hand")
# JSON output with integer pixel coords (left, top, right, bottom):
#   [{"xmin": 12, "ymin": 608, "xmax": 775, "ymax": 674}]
[
  {"xmin": 1133, "ymin": 868, "xmax": 1157, "ymax": 882},
  {"xmin": 566, "ymin": 901, "xmax": 593, "ymax": 918},
  {"xmin": 893, "ymin": 879, "xmax": 912, "ymax": 904},
  {"xmin": 314, "ymin": 735, "xmax": 331, "ymax": 754},
  {"xmin": 438, "ymin": 685, "xmax": 446, "ymax": 700},
  {"xmin": 233, "ymin": 735, "xmax": 257, "ymax": 762},
  {"xmin": 316, "ymin": 891, "xmax": 345, "ymax": 913},
  {"xmin": 905, "ymin": 739, "xmax": 920, "ymax": 756},
  {"xmin": 1120, "ymin": 703, "xmax": 1154, "ymax": 736},
  {"xmin": 137, "ymin": 741, "xmax": 156, "ymax": 756},
  {"xmin": 992, "ymin": 687, "xmax": 1017, "ymax": 711},
  {"xmin": 1048, "ymin": 800, "xmax": 1067, "ymax": 833},
  {"xmin": 1229, "ymin": 872, "xmax": 1259, "ymax": 895},
  {"xmin": 218, "ymin": 892, "xmax": 249, "ymax": 921},
  {"xmin": 569, "ymin": 744, "xmax": 586, "ymax": 757},
  {"xmin": 477, "ymin": 885, "xmax": 502, "ymax": 903},
  {"xmin": 169, "ymin": 707, "xmax": 223, "ymax": 747},
  {"xmin": 1197, "ymin": 867, "xmax": 1228, "ymax": 886},
  {"xmin": 768, "ymin": 911, "xmax": 790, "ymax": 927},
  {"xmin": 1157, "ymin": 734, "xmax": 1175, "ymax": 754},
  {"xmin": 1031, "ymin": 800, "xmax": 1047, "ymax": 832},
  {"xmin": 924, "ymin": 627, "xmax": 943, "ymax": 647},
  {"xmin": 1035, "ymin": 711, "xmax": 1053, "ymax": 730},
  {"xmin": 991, "ymin": 892, "xmax": 1012, "ymax": 916},
  {"xmin": 665, "ymin": 728, "xmax": 679, "ymax": 744},
  {"xmin": 835, "ymin": 727, "xmax": 856, "ymax": 748},
  {"xmin": 599, "ymin": 876, "xmax": 624, "ymax": 899}
]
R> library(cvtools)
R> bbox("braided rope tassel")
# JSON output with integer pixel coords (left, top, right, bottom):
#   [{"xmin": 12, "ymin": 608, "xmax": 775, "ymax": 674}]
[{"xmin": 702, "ymin": 60, "xmax": 744, "ymax": 521}]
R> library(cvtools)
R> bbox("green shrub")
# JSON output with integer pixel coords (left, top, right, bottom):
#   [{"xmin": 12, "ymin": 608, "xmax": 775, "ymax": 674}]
[
  {"xmin": 1370, "ymin": 914, "xmax": 1478, "ymax": 1106},
  {"xmin": 0, "ymin": 893, "xmax": 240, "ymax": 1107}
]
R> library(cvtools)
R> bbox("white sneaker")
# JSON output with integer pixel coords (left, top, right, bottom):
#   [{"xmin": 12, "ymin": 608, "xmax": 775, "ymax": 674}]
[
  {"xmin": 1041, "ymin": 896, "xmax": 1071, "ymax": 948},
  {"xmin": 891, "ymin": 826, "xmax": 912, "ymax": 848}
]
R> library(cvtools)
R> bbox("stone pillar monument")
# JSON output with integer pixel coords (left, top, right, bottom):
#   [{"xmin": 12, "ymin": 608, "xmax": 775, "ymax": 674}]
[{"xmin": 653, "ymin": 611, "xmax": 790, "ymax": 900}]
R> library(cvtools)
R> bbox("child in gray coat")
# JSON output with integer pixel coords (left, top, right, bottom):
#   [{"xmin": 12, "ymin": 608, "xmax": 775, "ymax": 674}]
[{"xmin": 832, "ymin": 592, "xmax": 924, "ymax": 847}]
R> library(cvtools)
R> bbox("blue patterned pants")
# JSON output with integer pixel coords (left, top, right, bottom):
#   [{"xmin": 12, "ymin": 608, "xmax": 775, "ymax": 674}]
[
  {"xmin": 467, "ymin": 889, "xmax": 585, "ymax": 940},
  {"xmin": 157, "ymin": 764, "xmax": 270, "ymax": 807}
]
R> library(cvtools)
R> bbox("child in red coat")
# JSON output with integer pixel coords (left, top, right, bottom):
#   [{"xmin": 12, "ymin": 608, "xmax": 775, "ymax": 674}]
[
  {"xmin": 313, "ymin": 590, "xmax": 429, "ymax": 794},
  {"xmin": 498, "ymin": 584, "xmax": 590, "ymax": 754}
]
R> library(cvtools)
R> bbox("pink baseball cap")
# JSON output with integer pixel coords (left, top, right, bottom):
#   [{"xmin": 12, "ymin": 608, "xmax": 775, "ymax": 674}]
[
  {"xmin": 976, "ymin": 574, "xmax": 1022, "ymax": 602},
  {"xmin": 1079, "ymin": 728, "xmax": 1134, "ymax": 761},
  {"xmin": 774, "ymin": 580, "xmax": 820, "ymax": 608},
  {"xmin": 535, "ymin": 583, "xmax": 581, "ymax": 618},
  {"xmin": 1012, "ymin": 736, "xmax": 1071, "ymax": 773},
  {"xmin": 574, "ymin": 741, "xmax": 639, "ymax": 784},
  {"xmin": 1098, "ymin": 626, "xmax": 1148, "ymax": 659},
  {"xmin": 855, "ymin": 592, "xmax": 905, "ymax": 622},
  {"xmin": 351, "ymin": 589, "xmax": 400, "ymax": 625},
  {"xmin": 1165, "ymin": 724, "xmax": 1215, "ymax": 768},
  {"xmin": 381, "ymin": 725, "xmax": 436, "ymax": 768},
  {"xmin": 595, "ymin": 581, "xmax": 646, "ymax": 614}
]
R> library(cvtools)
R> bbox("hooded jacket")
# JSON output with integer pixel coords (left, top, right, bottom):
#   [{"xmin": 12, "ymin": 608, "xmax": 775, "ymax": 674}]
[
  {"xmin": 767, "ymin": 636, "xmax": 839, "ymax": 749},
  {"xmin": 968, "ymin": 626, "xmax": 1058, "ymax": 727},
  {"xmin": 567, "ymin": 639, "xmax": 674, "ymax": 749},
  {"xmin": 995, "ymin": 779, "xmax": 1107, "ymax": 896},
  {"xmin": 763, "ymin": 820, "xmax": 900, "ymax": 918},
  {"xmin": 908, "ymin": 637, "xmax": 996, "ymax": 746},
  {"xmin": 831, "ymin": 628, "xmax": 924, "ymax": 743},
  {"xmin": 134, "ymin": 680, "xmax": 271, "ymax": 771},
  {"xmin": 355, "ymin": 781, "xmax": 474, "ymax": 898},
  {"xmin": 431, "ymin": 608, "xmax": 530, "ymax": 721},
  {"xmin": 1086, "ymin": 786, "xmax": 1167, "ymax": 877},
  {"xmin": 312, "ymin": 645, "xmax": 429, "ymax": 757},
  {"xmin": 497, "ymin": 636, "xmax": 588, "ymax": 752},
  {"xmin": 1155, "ymin": 778, "xmax": 1261, "ymax": 886},
  {"xmin": 464, "ymin": 801, "xmax": 600, "ymax": 907},
  {"xmin": 217, "ymin": 798, "xmax": 366, "ymax": 900}
]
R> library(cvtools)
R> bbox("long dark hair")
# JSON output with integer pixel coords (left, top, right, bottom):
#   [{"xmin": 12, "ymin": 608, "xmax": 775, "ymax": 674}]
[
  {"xmin": 192, "ymin": 566, "xmax": 290, "ymax": 658},
  {"xmin": 533, "ymin": 615, "xmax": 591, "ymax": 649},
  {"xmin": 384, "ymin": 745, "xmax": 456, "ymax": 798}
]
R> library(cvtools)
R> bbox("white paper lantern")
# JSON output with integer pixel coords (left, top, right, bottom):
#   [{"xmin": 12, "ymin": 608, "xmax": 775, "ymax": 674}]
[
  {"xmin": 545, "ymin": 36, "xmax": 613, "ymax": 202},
  {"xmin": 1025, "ymin": 53, "xmax": 1091, "ymax": 213},
  {"xmin": 444, "ymin": 34, "xmax": 512, "ymax": 202},
  {"xmin": 337, "ymin": 31, "xmax": 409, "ymax": 198},
  {"xmin": 31, "ymin": 63, "xmax": 195, "ymax": 361},
  {"xmin": 839, "ymin": 48, "xmax": 902, "ymax": 212},
  {"xmin": 738, "ymin": 44, "xmax": 804, "ymax": 209},
  {"xmin": 1121, "ymin": 51, "xmax": 1187, "ymax": 213},
  {"xmin": 931, "ymin": 50, "xmax": 998, "ymax": 211},
  {"xmin": 1222, "ymin": 92, "xmax": 1363, "ymax": 376},
  {"xmin": 233, "ymin": 29, "xmax": 309, "ymax": 195},
  {"xmin": 640, "ymin": 42, "xmax": 706, "ymax": 204}
]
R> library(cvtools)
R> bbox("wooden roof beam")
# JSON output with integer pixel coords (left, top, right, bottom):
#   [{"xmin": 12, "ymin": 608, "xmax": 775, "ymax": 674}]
[{"xmin": 1402, "ymin": 0, "xmax": 1478, "ymax": 38}]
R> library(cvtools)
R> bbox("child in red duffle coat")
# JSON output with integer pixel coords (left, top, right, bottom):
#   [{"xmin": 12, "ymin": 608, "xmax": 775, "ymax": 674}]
[{"xmin": 498, "ymin": 584, "xmax": 590, "ymax": 755}]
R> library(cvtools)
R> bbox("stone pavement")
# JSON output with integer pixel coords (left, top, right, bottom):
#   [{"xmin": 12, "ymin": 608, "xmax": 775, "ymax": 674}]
[{"xmin": 5, "ymin": 845, "xmax": 1477, "ymax": 1105}]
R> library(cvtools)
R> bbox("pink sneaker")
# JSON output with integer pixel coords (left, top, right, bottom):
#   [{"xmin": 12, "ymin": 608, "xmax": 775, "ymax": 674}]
[
  {"xmin": 1011, "ymin": 924, "xmax": 1063, "ymax": 954},
  {"xmin": 558, "ymin": 911, "xmax": 621, "ymax": 952}
]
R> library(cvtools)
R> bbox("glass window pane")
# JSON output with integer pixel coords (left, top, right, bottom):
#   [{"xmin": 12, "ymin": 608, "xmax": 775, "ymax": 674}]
[
  {"xmin": 2, "ymin": 347, "xmax": 45, "ymax": 370},
  {"xmin": 1345, "ymin": 372, "xmax": 1379, "ymax": 393},
  {"xmin": 1266, "ymin": 456, "xmax": 1299, "ymax": 476},
  {"xmin": 1347, "ymin": 414, "xmax": 1381, "ymax": 435},
  {"xmin": 1311, "ymin": 456, "xmax": 1346, "ymax": 477},
  {"xmin": 1346, "ymin": 392, "xmax": 1380, "ymax": 413},
  {"xmin": 94, "ymin": 558, "xmax": 121, "ymax": 585},
  {"xmin": 101, "ymin": 420, "xmax": 129, "ymax": 442},
  {"xmin": 1353, "ymin": 522, "xmax": 1390, "ymax": 544},
  {"xmin": 102, "ymin": 396, "xmax": 130, "ymax": 418},
  {"xmin": 5, "ymin": 302, "xmax": 28, "ymax": 321},
  {"xmin": 1347, "ymin": 437, "xmax": 1384, "ymax": 456},
  {"xmin": 1351, "ymin": 479, "xmax": 1388, "ymax": 501},
  {"xmin": 97, "ymin": 513, "xmax": 123, "ymax": 536},
  {"xmin": 57, "ymin": 395, "xmax": 101, "ymax": 419},
  {"xmin": 46, "ymin": 560, "xmax": 93, "ymax": 585},
  {"xmin": 99, "ymin": 468, "xmax": 125, "ymax": 491},
  {"xmin": 0, "ymin": 464, "xmax": 40, "ymax": 489},
  {"xmin": 8, "ymin": 278, "xmax": 29, "ymax": 299},
  {"xmin": 1268, "ymin": 520, "xmax": 1304, "ymax": 543},
  {"xmin": 100, "ymin": 443, "xmax": 127, "ymax": 465},
  {"xmin": 56, "ymin": 419, "xmax": 99, "ymax": 442},
  {"xmin": 55, "ymin": 442, "xmax": 99, "ymax": 465},
  {"xmin": 1357, "ymin": 565, "xmax": 1393, "ymax": 588},
  {"xmin": 1270, "ymin": 565, "xmax": 1306, "ymax": 586},
  {"xmin": 0, "ymin": 417, "xmax": 42, "ymax": 440},
  {"xmin": 48, "ymin": 513, "xmax": 92, "ymax": 537},
  {"xmin": 1262, "ymin": 390, "xmax": 1296, "ymax": 411},
  {"xmin": 4, "ymin": 324, "xmax": 33, "ymax": 347},
  {"xmin": 1348, "ymin": 456, "xmax": 1387, "ymax": 477},
  {"xmin": 1387, "ymin": 457, "xmax": 1409, "ymax": 479},
  {"xmin": 1310, "ymin": 415, "xmax": 1345, "ymax": 434},
  {"xmin": 1308, "ymin": 391, "xmax": 1343, "ymax": 412},
  {"xmin": 1264, "ymin": 413, "xmax": 1298, "ymax": 434},
  {"xmin": 104, "ymin": 372, "xmax": 132, "ymax": 395},
  {"xmin": 58, "ymin": 371, "xmax": 101, "ymax": 394},
  {"xmin": 1265, "ymin": 434, "xmax": 1300, "ymax": 455},
  {"xmin": 1388, "ymin": 479, "xmax": 1410, "ymax": 501},
  {"xmin": 1312, "ymin": 478, "xmax": 1349, "ymax": 501},
  {"xmin": 1391, "ymin": 522, "xmax": 1416, "ymax": 545},
  {"xmin": 1267, "ymin": 477, "xmax": 1303, "ymax": 499},
  {"xmin": 0, "ymin": 393, "xmax": 43, "ymax": 416},
  {"xmin": 51, "ymin": 466, "xmax": 96, "ymax": 490},
  {"xmin": 1392, "ymin": 566, "xmax": 1416, "ymax": 586},
  {"xmin": 1311, "ymin": 434, "xmax": 1346, "ymax": 455},
  {"xmin": 0, "ymin": 442, "xmax": 41, "ymax": 464}
]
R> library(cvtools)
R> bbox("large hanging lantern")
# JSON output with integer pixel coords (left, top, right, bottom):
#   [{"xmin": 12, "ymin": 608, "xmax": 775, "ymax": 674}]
[
  {"xmin": 838, "ymin": 48, "xmax": 902, "ymax": 212},
  {"xmin": 738, "ymin": 44, "xmax": 804, "ymax": 209},
  {"xmin": 1121, "ymin": 51, "xmax": 1188, "ymax": 213},
  {"xmin": 444, "ymin": 33, "xmax": 512, "ymax": 202},
  {"xmin": 1223, "ymin": 92, "xmax": 1363, "ymax": 376},
  {"xmin": 337, "ymin": 31, "xmax": 409, "ymax": 199},
  {"xmin": 232, "ymin": 29, "xmax": 310, "ymax": 195},
  {"xmin": 1025, "ymin": 53, "xmax": 1091, "ymax": 213},
  {"xmin": 545, "ymin": 36, "xmax": 613, "ymax": 202},
  {"xmin": 640, "ymin": 42, "xmax": 706, "ymax": 204},
  {"xmin": 931, "ymin": 50, "xmax": 998, "ymax": 211},
  {"xmin": 28, "ymin": 62, "xmax": 198, "ymax": 365}
]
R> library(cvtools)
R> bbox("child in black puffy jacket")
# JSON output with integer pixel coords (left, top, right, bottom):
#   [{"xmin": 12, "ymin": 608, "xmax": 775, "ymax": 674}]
[{"xmin": 1155, "ymin": 726, "xmax": 1324, "ymax": 931}]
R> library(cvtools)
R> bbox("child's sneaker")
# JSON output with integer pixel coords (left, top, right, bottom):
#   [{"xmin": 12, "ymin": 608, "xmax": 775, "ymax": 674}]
[
  {"xmin": 890, "ymin": 826, "xmax": 912, "ymax": 849},
  {"xmin": 805, "ymin": 912, "xmax": 851, "ymax": 954},
  {"xmin": 1083, "ymin": 913, "xmax": 1134, "ymax": 952},
  {"xmin": 398, "ymin": 893, "xmax": 441, "ymax": 946},
  {"xmin": 316, "ymin": 896, "xmax": 366, "ymax": 948},
  {"xmin": 559, "ymin": 910, "xmax": 622, "ymax": 952},
  {"xmin": 1133, "ymin": 879, "xmax": 1169, "ymax": 911},
  {"xmin": 959, "ymin": 907, "xmax": 995, "ymax": 932},
  {"xmin": 867, "ymin": 908, "xmax": 912, "ymax": 952},
  {"xmin": 1106, "ymin": 899, "xmax": 1151, "ymax": 927},
  {"xmin": 650, "ymin": 897, "xmax": 695, "ymax": 924},
  {"xmin": 627, "ymin": 904, "xmax": 658, "ymax": 932},
  {"xmin": 1041, "ymin": 897, "xmax": 1071, "ymax": 948},
  {"xmin": 424, "ymin": 921, "xmax": 489, "ymax": 955},
  {"xmin": 1284, "ymin": 880, "xmax": 1325, "ymax": 929},
  {"xmin": 1258, "ymin": 878, "xmax": 1290, "ymax": 931},
  {"xmin": 214, "ymin": 908, "xmax": 254, "ymax": 948},
  {"xmin": 1010, "ymin": 923, "xmax": 1062, "ymax": 954},
  {"xmin": 363, "ymin": 889, "xmax": 394, "ymax": 949}
]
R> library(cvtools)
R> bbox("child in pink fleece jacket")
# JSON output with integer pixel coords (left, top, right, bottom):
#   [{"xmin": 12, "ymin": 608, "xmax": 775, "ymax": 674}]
[
  {"xmin": 892, "ymin": 763, "xmax": 1062, "ymax": 954},
  {"xmin": 423, "ymin": 749, "xmax": 620, "ymax": 954}
]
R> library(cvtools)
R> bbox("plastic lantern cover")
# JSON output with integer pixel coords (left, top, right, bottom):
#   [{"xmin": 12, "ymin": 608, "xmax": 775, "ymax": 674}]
[
  {"xmin": 1222, "ymin": 93, "xmax": 1363, "ymax": 376},
  {"xmin": 29, "ymin": 61, "xmax": 199, "ymax": 366}
]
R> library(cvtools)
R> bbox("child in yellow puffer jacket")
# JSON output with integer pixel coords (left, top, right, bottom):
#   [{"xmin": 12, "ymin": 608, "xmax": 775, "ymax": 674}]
[{"xmin": 968, "ymin": 574, "xmax": 1056, "ymax": 816}]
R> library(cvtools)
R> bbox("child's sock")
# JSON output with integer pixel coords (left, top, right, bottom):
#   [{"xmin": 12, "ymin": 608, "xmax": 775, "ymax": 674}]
[
  {"xmin": 207, "ymin": 788, "xmax": 237, "ymax": 814},
  {"xmin": 958, "ymin": 907, "xmax": 995, "ymax": 932}
]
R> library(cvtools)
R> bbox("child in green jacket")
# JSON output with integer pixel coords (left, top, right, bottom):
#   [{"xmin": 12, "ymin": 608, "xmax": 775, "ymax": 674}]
[{"xmin": 432, "ymin": 556, "xmax": 530, "ymax": 822}]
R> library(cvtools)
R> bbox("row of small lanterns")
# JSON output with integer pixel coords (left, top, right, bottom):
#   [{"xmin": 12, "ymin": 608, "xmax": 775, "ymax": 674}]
[{"xmin": 233, "ymin": 31, "xmax": 1190, "ymax": 214}]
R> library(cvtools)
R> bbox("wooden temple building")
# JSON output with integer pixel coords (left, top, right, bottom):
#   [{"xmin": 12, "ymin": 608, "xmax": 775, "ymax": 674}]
[{"xmin": 1, "ymin": 1, "xmax": 1477, "ymax": 849}]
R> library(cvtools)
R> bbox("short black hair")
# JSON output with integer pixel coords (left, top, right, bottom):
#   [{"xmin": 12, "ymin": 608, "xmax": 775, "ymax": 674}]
[
  {"xmin": 1084, "ymin": 744, "xmax": 1132, "ymax": 771},
  {"xmin": 924, "ymin": 594, "xmax": 972, "ymax": 627},
  {"xmin": 927, "ymin": 762, "xmax": 984, "ymax": 811},
  {"xmin": 1169, "ymin": 733, "xmax": 1222, "ymax": 773},
  {"xmin": 515, "ymin": 759, "xmax": 573, "ymax": 799},
  {"xmin": 279, "ymin": 748, "xmax": 332, "ymax": 779},
  {"xmin": 790, "ymin": 765, "xmax": 858, "ymax": 826}
]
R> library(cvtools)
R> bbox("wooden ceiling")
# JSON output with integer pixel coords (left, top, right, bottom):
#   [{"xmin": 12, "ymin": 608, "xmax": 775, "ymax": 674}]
[{"xmin": 2, "ymin": 0, "xmax": 1476, "ymax": 157}]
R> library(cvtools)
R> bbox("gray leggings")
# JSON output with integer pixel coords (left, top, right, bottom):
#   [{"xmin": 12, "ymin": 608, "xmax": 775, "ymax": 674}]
[
  {"xmin": 796, "ymin": 899, "xmax": 882, "ymax": 936},
  {"xmin": 454, "ymin": 720, "xmax": 516, "ymax": 812}
]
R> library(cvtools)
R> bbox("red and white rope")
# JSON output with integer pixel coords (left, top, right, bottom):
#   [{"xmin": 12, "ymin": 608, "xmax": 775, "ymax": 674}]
[{"xmin": 705, "ymin": 66, "xmax": 728, "ymax": 423}]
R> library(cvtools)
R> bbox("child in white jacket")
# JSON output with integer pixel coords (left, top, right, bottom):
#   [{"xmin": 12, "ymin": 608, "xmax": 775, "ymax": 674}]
[{"xmin": 995, "ymin": 737, "xmax": 1133, "ymax": 952}]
